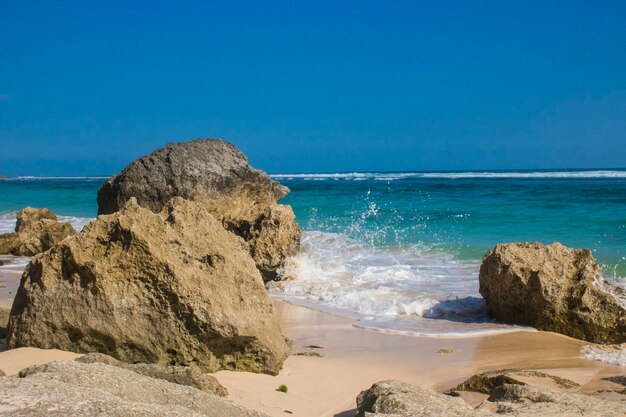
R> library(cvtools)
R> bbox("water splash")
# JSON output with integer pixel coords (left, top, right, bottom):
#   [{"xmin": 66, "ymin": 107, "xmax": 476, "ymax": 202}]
[{"xmin": 270, "ymin": 231, "xmax": 527, "ymax": 336}]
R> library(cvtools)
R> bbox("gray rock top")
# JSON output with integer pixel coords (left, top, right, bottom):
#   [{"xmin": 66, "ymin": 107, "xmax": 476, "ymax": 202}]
[
  {"xmin": 0, "ymin": 360, "xmax": 267, "ymax": 417},
  {"xmin": 97, "ymin": 139, "xmax": 288, "ymax": 216}
]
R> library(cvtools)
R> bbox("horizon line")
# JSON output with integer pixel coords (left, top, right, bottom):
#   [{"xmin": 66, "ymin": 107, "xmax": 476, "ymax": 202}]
[{"xmin": 3, "ymin": 167, "xmax": 626, "ymax": 179}]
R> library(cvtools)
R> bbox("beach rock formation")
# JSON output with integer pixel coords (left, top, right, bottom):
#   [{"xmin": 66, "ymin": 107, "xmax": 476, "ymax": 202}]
[
  {"xmin": 356, "ymin": 380, "xmax": 479, "ymax": 417},
  {"xmin": 0, "ymin": 207, "xmax": 76, "ymax": 256},
  {"xmin": 479, "ymin": 383, "xmax": 626, "ymax": 416},
  {"xmin": 479, "ymin": 242, "xmax": 626, "ymax": 344},
  {"xmin": 449, "ymin": 369, "xmax": 579, "ymax": 395},
  {"xmin": 0, "ymin": 360, "xmax": 267, "ymax": 417},
  {"xmin": 75, "ymin": 353, "xmax": 228, "ymax": 396},
  {"xmin": 0, "ymin": 233, "xmax": 18, "ymax": 254},
  {"xmin": 357, "ymin": 377, "xmax": 626, "ymax": 417},
  {"xmin": 7, "ymin": 197, "xmax": 290, "ymax": 374},
  {"xmin": 97, "ymin": 139, "xmax": 301, "ymax": 281}
]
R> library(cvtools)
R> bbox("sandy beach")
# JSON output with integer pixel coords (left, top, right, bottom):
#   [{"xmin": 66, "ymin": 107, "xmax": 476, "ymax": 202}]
[
  {"xmin": 2, "ymin": 258, "xmax": 622, "ymax": 417},
  {"xmin": 2, "ymin": 298, "xmax": 622, "ymax": 416},
  {"xmin": 214, "ymin": 301, "xmax": 624, "ymax": 417}
]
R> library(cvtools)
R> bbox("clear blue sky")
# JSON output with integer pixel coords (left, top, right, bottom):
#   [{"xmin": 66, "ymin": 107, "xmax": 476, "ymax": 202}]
[{"xmin": 1, "ymin": 1, "xmax": 625, "ymax": 176}]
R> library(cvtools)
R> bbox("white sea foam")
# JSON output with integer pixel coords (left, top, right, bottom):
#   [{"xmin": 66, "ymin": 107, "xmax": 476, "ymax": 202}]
[
  {"xmin": 0, "ymin": 212, "xmax": 94, "ymax": 234},
  {"xmin": 269, "ymin": 231, "xmax": 529, "ymax": 336},
  {"xmin": 582, "ymin": 345, "xmax": 626, "ymax": 366},
  {"xmin": 8, "ymin": 176, "xmax": 108, "ymax": 180},
  {"xmin": 271, "ymin": 170, "xmax": 626, "ymax": 181},
  {"xmin": 420, "ymin": 170, "xmax": 626, "ymax": 179}
]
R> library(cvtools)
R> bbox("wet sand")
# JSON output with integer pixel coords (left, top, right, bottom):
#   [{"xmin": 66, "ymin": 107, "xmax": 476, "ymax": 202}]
[{"xmin": 0, "ymin": 256, "xmax": 25, "ymax": 309}]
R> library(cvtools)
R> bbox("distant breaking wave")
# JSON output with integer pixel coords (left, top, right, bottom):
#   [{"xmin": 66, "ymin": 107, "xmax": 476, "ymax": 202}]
[
  {"xmin": 4, "ymin": 171, "xmax": 625, "ymax": 181},
  {"xmin": 7, "ymin": 176, "xmax": 109, "ymax": 180},
  {"xmin": 271, "ymin": 170, "xmax": 626, "ymax": 181}
]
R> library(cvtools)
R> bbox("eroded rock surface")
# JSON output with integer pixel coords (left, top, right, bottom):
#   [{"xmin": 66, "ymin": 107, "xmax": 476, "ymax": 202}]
[
  {"xmin": 97, "ymin": 139, "xmax": 301, "ymax": 281},
  {"xmin": 75, "ymin": 353, "xmax": 228, "ymax": 396},
  {"xmin": 479, "ymin": 242, "xmax": 626, "ymax": 343},
  {"xmin": 7, "ymin": 197, "xmax": 289, "ymax": 374},
  {"xmin": 0, "ymin": 207, "xmax": 76, "ymax": 256},
  {"xmin": 356, "ymin": 380, "xmax": 479, "ymax": 417},
  {"xmin": 357, "ymin": 376, "xmax": 626, "ymax": 417},
  {"xmin": 450, "ymin": 369, "xmax": 579, "ymax": 395},
  {"xmin": 0, "ymin": 361, "xmax": 267, "ymax": 417}
]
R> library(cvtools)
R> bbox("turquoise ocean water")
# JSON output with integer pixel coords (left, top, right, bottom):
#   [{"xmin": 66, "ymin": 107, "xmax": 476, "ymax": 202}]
[{"xmin": 1, "ymin": 170, "xmax": 625, "ymax": 336}]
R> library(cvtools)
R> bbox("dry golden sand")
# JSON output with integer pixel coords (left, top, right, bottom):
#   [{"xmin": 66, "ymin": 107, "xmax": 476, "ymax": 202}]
[
  {"xmin": 1, "ymin": 259, "xmax": 624, "ymax": 417},
  {"xmin": 0, "ymin": 347, "xmax": 80, "ymax": 375}
]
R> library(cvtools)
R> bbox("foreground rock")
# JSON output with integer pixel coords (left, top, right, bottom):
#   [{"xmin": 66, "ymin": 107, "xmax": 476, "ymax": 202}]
[
  {"xmin": 97, "ymin": 139, "xmax": 301, "ymax": 281},
  {"xmin": 357, "ymin": 376, "xmax": 626, "ymax": 417},
  {"xmin": 356, "ymin": 380, "xmax": 480, "ymax": 417},
  {"xmin": 7, "ymin": 197, "xmax": 289, "ymax": 374},
  {"xmin": 76, "ymin": 353, "xmax": 228, "ymax": 396},
  {"xmin": 479, "ymin": 242, "xmax": 626, "ymax": 344},
  {"xmin": 0, "ymin": 361, "xmax": 266, "ymax": 417},
  {"xmin": 0, "ymin": 207, "xmax": 76, "ymax": 256},
  {"xmin": 450, "ymin": 369, "xmax": 579, "ymax": 394}
]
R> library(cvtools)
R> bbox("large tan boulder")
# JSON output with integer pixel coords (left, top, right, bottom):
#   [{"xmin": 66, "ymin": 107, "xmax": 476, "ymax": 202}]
[
  {"xmin": 97, "ymin": 139, "xmax": 301, "ymax": 282},
  {"xmin": 7, "ymin": 197, "xmax": 290, "ymax": 374},
  {"xmin": 479, "ymin": 242, "xmax": 626, "ymax": 344},
  {"xmin": 0, "ymin": 207, "xmax": 76, "ymax": 256},
  {"xmin": 0, "ymin": 361, "xmax": 267, "ymax": 417}
]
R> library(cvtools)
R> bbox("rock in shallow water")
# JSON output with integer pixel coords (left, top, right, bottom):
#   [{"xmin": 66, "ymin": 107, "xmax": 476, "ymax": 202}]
[
  {"xmin": 96, "ymin": 138, "xmax": 301, "ymax": 281},
  {"xmin": 0, "ymin": 207, "xmax": 76, "ymax": 256},
  {"xmin": 7, "ymin": 197, "xmax": 289, "ymax": 374},
  {"xmin": 0, "ymin": 361, "xmax": 267, "ymax": 417},
  {"xmin": 479, "ymin": 242, "xmax": 626, "ymax": 344}
]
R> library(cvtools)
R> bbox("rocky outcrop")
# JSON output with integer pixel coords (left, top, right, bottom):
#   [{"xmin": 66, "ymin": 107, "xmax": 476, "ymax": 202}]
[
  {"xmin": 244, "ymin": 204, "xmax": 301, "ymax": 282},
  {"xmin": 96, "ymin": 139, "xmax": 301, "ymax": 281},
  {"xmin": 75, "ymin": 353, "xmax": 228, "ymax": 396},
  {"xmin": 356, "ymin": 376, "xmax": 626, "ymax": 417},
  {"xmin": 0, "ymin": 233, "xmax": 17, "ymax": 254},
  {"xmin": 449, "ymin": 369, "xmax": 579, "ymax": 395},
  {"xmin": 0, "ymin": 207, "xmax": 76, "ymax": 256},
  {"xmin": 0, "ymin": 361, "xmax": 267, "ymax": 417},
  {"xmin": 356, "ymin": 380, "xmax": 480, "ymax": 417},
  {"xmin": 479, "ymin": 242, "xmax": 626, "ymax": 344},
  {"xmin": 7, "ymin": 197, "xmax": 290, "ymax": 374}
]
